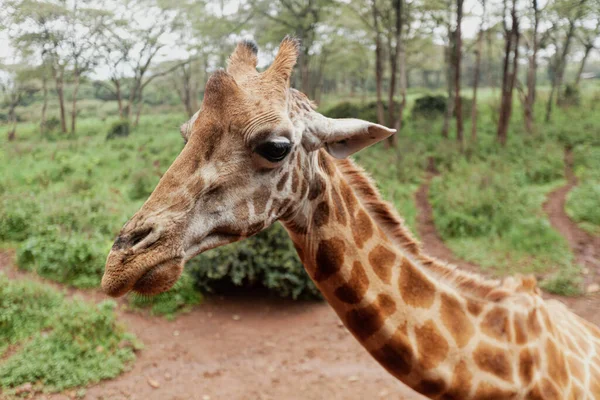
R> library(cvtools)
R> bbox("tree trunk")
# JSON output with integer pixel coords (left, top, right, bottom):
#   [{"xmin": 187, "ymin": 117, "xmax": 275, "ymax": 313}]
[
  {"xmin": 7, "ymin": 102, "xmax": 17, "ymax": 141},
  {"xmin": 454, "ymin": 0, "xmax": 464, "ymax": 147},
  {"xmin": 575, "ymin": 45, "xmax": 593, "ymax": 86},
  {"xmin": 71, "ymin": 71, "xmax": 80, "ymax": 135},
  {"xmin": 114, "ymin": 79, "xmax": 123, "ymax": 119},
  {"xmin": 54, "ymin": 68, "xmax": 67, "ymax": 133},
  {"xmin": 471, "ymin": 11, "xmax": 483, "ymax": 142},
  {"xmin": 372, "ymin": 0, "xmax": 385, "ymax": 126},
  {"xmin": 40, "ymin": 75, "xmax": 48, "ymax": 136},
  {"xmin": 524, "ymin": 0, "xmax": 539, "ymax": 134},
  {"xmin": 497, "ymin": 0, "xmax": 519, "ymax": 145},
  {"xmin": 442, "ymin": 26, "xmax": 455, "ymax": 138},
  {"xmin": 555, "ymin": 0, "xmax": 586, "ymax": 105},
  {"xmin": 395, "ymin": 39, "xmax": 407, "ymax": 133},
  {"xmin": 386, "ymin": 0, "xmax": 403, "ymax": 147}
]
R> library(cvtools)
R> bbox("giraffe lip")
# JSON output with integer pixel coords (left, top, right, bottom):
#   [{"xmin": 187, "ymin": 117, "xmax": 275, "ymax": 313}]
[{"xmin": 132, "ymin": 258, "xmax": 183, "ymax": 296}]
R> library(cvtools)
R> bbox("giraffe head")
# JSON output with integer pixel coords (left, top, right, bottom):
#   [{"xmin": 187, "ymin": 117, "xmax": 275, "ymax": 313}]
[{"xmin": 102, "ymin": 37, "xmax": 395, "ymax": 297}]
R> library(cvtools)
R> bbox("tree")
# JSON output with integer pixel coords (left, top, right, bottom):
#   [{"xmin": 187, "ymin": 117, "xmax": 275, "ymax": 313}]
[
  {"xmin": 522, "ymin": 0, "xmax": 543, "ymax": 134},
  {"xmin": 471, "ymin": 0, "xmax": 485, "ymax": 141},
  {"xmin": 574, "ymin": 14, "xmax": 600, "ymax": 86},
  {"xmin": 96, "ymin": 0, "xmax": 182, "ymax": 127},
  {"xmin": 8, "ymin": 0, "xmax": 70, "ymax": 133},
  {"xmin": 454, "ymin": 0, "xmax": 464, "ymax": 146},
  {"xmin": 545, "ymin": 0, "xmax": 588, "ymax": 121},
  {"xmin": 496, "ymin": 0, "xmax": 519, "ymax": 145},
  {"xmin": 0, "ymin": 64, "xmax": 39, "ymax": 140},
  {"xmin": 64, "ymin": 2, "xmax": 110, "ymax": 134},
  {"xmin": 252, "ymin": 0, "xmax": 334, "ymax": 98}
]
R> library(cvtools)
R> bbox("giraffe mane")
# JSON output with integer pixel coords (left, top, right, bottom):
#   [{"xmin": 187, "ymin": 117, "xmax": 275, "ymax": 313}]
[{"xmin": 334, "ymin": 157, "xmax": 539, "ymax": 301}]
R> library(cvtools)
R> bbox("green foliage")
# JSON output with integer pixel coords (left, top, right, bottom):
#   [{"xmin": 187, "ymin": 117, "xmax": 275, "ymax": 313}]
[
  {"xmin": 429, "ymin": 136, "xmax": 574, "ymax": 275},
  {"xmin": 0, "ymin": 198, "xmax": 39, "ymax": 242},
  {"xmin": 0, "ymin": 276, "xmax": 138, "ymax": 392},
  {"xmin": 561, "ymin": 84, "xmax": 581, "ymax": 107},
  {"xmin": 42, "ymin": 116, "xmax": 61, "ymax": 133},
  {"xmin": 188, "ymin": 223, "xmax": 320, "ymax": 300},
  {"xmin": 17, "ymin": 227, "xmax": 109, "ymax": 288},
  {"xmin": 106, "ymin": 119, "xmax": 130, "ymax": 140},
  {"xmin": 540, "ymin": 267, "xmax": 582, "ymax": 296},
  {"xmin": 128, "ymin": 170, "xmax": 159, "ymax": 201},
  {"xmin": 0, "ymin": 274, "xmax": 63, "ymax": 356},
  {"xmin": 412, "ymin": 95, "xmax": 446, "ymax": 119},
  {"xmin": 128, "ymin": 271, "xmax": 202, "ymax": 319},
  {"xmin": 323, "ymin": 100, "xmax": 400, "ymax": 123},
  {"xmin": 566, "ymin": 181, "xmax": 600, "ymax": 235}
]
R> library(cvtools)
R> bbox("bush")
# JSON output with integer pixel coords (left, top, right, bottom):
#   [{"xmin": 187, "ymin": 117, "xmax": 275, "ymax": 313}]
[
  {"xmin": 561, "ymin": 84, "xmax": 581, "ymax": 107},
  {"xmin": 42, "ymin": 116, "xmax": 61, "ymax": 133},
  {"xmin": 106, "ymin": 119, "xmax": 130, "ymax": 140},
  {"xmin": 187, "ymin": 223, "xmax": 320, "ymax": 300},
  {"xmin": 128, "ymin": 170, "xmax": 159, "ymax": 201},
  {"xmin": 0, "ymin": 279, "xmax": 139, "ymax": 392},
  {"xmin": 17, "ymin": 227, "xmax": 109, "ymax": 288},
  {"xmin": 0, "ymin": 199, "xmax": 39, "ymax": 242},
  {"xmin": 412, "ymin": 95, "xmax": 447, "ymax": 119},
  {"xmin": 566, "ymin": 181, "xmax": 600, "ymax": 235},
  {"xmin": 323, "ymin": 101, "xmax": 400, "ymax": 123},
  {"xmin": 411, "ymin": 95, "xmax": 473, "ymax": 120},
  {"xmin": 128, "ymin": 271, "xmax": 202, "ymax": 319}
]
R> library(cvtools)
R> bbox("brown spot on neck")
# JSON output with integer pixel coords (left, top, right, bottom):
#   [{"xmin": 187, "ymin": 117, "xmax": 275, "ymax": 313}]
[
  {"xmin": 481, "ymin": 307, "xmax": 512, "ymax": 342},
  {"xmin": 334, "ymin": 261, "xmax": 369, "ymax": 304},
  {"xmin": 398, "ymin": 258, "xmax": 436, "ymax": 308},
  {"xmin": 473, "ymin": 342, "xmax": 513, "ymax": 382},
  {"xmin": 368, "ymin": 245, "xmax": 396, "ymax": 284},
  {"xmin": 313, "ymin": 238, "xmax": 345, "ymax": 282},
  {"xmin": 440, "ymin": 293, "xmax": 474, "ymax": 348},
  {"xmin": 344, "ymin": 293, "xmax": 396, "ymax": 340},
  {"xmin": 414, "ymin": 319, "xmax": 449, "ymax": 370},
  {"xmin": 352, "ymin": 209, "xmax": 373, "ymax": 249},
  {"xmin": 370, "ymin": 323, "xmax": 413, "ymax": 377}
]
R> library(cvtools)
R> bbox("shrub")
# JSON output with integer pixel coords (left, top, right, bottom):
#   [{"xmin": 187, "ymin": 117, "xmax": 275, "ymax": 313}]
[
  {"xmin": 412, "ymin": 95, "xmax": 446, "ymax": 119},
  {"xmin": 0, "ymin": 199, "xmax": 39, "ymax": 242},
  {"xmin": 128, "ymin": 271, "xmax": 202, "ymax": 319},
  {"xmin": 566, "ymin": 181, "xmax": 600, "ymax": 235},
  {"xmin": 411, "ymin": 95, "xmax": 472, "ymax": 120},
  {"xmin": 187, "ymin": 223, "xmax": 320, "ymax": 300},
  {"xmin": 42, "ymin": 116, "xmax": 61, "ymax": 133},
  {"xmin": 106, "ymin": 119, "xmax": 130, "ymax": 140},
  {"xmin": 128, "ymin": 170, "xmax": 159, "ymax": 201},
  {"xmin": 17, "ymin": 227, "xmax": 109, "ymax": 288},
  {"xmin": 323, "ymin": 101, "xmax": 400, "ymax": 123},
  {"xmin": 0, "ymin": 274, "xmax": 64, "ymax": 355},
  {"xmin": 0, "ymin": 290, "xmax": 139, "ymax": 392},
  {"xmin": 561, "ymin": 84, "xmax": 581, "ymax": 107}
]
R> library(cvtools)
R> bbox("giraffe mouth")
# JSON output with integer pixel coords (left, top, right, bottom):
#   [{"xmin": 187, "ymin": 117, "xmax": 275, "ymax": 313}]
[{"xmin": 131, "ymin": 258, "xmax": 184, "ymax": 296}]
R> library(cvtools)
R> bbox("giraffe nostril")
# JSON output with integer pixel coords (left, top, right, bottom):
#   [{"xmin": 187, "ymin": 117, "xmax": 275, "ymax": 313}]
[{"xmin": 129, "ymin": 227, "xmax": 154, "ymax": 247}]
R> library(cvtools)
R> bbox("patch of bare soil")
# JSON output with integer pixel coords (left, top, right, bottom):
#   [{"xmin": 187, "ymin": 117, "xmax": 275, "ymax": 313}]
[
  {"xmin": 0, "ymin": 253, "xmax": 421, "ymax": 400},
  {"xmin": 415, "ymin": 161, "xmax": 600, "ymax": 328}
]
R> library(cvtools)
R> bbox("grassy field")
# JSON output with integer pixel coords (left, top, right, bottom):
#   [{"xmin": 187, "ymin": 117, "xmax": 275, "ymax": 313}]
[
  {"xmin": 1, "ymin": 86, "xmax": 599, "ymax": 392},
  {"xmin": 0, "ymin": 274, "xmax": 140, "ymax": 394}
]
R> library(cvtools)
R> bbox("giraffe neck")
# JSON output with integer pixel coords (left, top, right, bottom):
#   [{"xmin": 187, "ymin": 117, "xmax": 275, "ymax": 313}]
[{"xmin": 280, "ymin": 150, "xmax": 599, "ymax": 398}]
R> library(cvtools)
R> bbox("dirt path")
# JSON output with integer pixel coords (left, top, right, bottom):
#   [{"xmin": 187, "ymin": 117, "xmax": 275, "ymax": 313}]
[
  {"xmin": 0, "ymin": 253, "xmax": 421, "ymax": 400},
  {"xmin": 543, "ymin": 148, "xmax": 600, "ymax": 289},
  {"xmin": 415, "ymin": 168, "xmax": 600, "ymax": 327}
]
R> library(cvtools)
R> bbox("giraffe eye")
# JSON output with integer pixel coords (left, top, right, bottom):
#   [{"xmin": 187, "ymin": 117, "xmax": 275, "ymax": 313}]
[{"xmin": 255, "ymin": 140, "xmax": 292, "ymax": 163}]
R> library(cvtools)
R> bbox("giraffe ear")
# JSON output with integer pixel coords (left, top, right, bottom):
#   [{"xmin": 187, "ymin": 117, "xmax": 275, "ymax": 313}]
[{"xmin": 305, "ymin": 117, "xmax": 396, "ymax": 159}]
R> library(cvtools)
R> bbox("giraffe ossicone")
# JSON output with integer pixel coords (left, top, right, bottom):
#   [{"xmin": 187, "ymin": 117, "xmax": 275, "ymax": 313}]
[{"xmin": 103, "ymin": 37, "xmax": 600, "ymax": 399}]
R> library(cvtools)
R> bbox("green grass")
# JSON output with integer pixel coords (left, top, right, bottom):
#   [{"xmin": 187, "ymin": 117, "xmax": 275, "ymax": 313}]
[
  {"xmin": 566, "ymin": 144, "xmax": 600, "ymax": 235},
  {"xmin": 0, "ymin": 274, "xmax": 139, "ymax": 394}
]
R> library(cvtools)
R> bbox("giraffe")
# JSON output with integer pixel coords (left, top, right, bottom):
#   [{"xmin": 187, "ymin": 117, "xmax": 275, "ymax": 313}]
[{"xmin": 102, "ymin": 37, "xmax": 600, "ymax": 399}]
